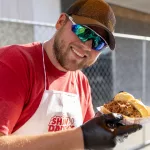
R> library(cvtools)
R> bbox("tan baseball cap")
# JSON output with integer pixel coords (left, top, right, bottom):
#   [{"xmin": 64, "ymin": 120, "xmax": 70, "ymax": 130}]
[{"xmin": 66, "ymin": 0, "xmax": 116, "ymax": 50}]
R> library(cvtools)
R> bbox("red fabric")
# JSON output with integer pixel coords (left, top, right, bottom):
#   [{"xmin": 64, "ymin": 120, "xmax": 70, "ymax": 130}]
[{"xmin": 0, "ymin": 42, "xmax": 95, "ymax": 135}]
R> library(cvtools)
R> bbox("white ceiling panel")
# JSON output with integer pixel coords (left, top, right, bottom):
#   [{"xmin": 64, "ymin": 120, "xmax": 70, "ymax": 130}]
[{"xmin": 105, "ymin": 0, "xmax": 150, "ymax": 14}]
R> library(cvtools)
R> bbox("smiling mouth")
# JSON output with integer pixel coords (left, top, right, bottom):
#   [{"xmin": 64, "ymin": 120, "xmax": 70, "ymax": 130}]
[{"xmin": 71, "ymin": 47, "xmax": 87, "ymax": 58}]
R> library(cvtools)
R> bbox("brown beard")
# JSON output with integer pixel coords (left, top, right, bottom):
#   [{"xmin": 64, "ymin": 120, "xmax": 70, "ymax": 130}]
[
  {"xmin": 53, "ymin": 36, "xmax": 66, "ymax": 68},
  {"xmin": 53, "ymin": 33, "xmax": 88, "ymax": 71},
  {"xmin": 52, "ymin": 26, "xmax": 99, "ymax": 71}
]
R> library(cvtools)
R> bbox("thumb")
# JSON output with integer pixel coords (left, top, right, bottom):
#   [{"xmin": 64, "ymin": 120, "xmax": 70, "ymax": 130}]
[
  {"xmin": 104, "ymin": 113, "xmax": 123, "ymax": 124},
  {"xmin": 95, "ymin": 111, "xmax": 103, "ymax": 117},
  {"xmin": 115, "ymin": 124, "xmax": 142, "ymax": 136}
]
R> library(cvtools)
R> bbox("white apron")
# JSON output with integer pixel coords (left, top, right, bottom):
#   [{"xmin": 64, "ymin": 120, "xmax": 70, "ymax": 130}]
[{"xmin": 13, "ymin": 45, "xmax": 83, "ymax": 135}]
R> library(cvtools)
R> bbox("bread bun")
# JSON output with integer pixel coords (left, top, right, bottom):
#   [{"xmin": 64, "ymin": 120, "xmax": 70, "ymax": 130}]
[
  {"xmin": 146, "ymin": 106, "xmax": 150, "ymax": 116},
  {"xmin": 100, "ymin": 106, "xmax": 111, "ymax": 114},
  {"xmin": 113, "ymin": 92, "xmax": 148, "ymax": 117},
  {"xmin": 114, "ymin": 92, "xmax": 135, "ymax": 101}
]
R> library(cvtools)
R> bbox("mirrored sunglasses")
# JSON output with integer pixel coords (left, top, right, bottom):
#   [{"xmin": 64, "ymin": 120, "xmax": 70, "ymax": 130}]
[{"xmin": 72, "ymin": 24, "xmax": 108, "ymax": 51}]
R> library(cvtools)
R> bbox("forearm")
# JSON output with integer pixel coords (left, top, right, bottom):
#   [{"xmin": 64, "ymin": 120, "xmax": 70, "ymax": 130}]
[{"xmin": 0, "ymin": 127, "xmax": 84, "ymax": 150}]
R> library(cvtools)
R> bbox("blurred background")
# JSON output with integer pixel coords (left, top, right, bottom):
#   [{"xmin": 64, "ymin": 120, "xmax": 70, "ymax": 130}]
[{"xmin": 0, "ymin": 0, "xmax": 150, "ymax": 149}]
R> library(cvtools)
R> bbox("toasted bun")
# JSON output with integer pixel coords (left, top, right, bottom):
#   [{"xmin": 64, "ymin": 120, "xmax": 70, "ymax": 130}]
[
  {"xmin": 146, "ymin": 106, "xmax": 150, "ymax": 116},
  {"xmin": 100, "ymin": 106, "xmax": 111, "ymax": 114},
  {"xmin": 113, "ymin": 92, "xmax": 149, "ymax": 117},
  {"xmin": 114, "ymin": 92, "xmax": 135, "ymax": 101}
]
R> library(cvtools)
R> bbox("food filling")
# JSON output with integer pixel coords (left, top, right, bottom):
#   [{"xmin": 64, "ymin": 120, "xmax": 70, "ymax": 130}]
[{"xmin": 103, "ymin": 100, "xmax": 142, "ymax": 118}]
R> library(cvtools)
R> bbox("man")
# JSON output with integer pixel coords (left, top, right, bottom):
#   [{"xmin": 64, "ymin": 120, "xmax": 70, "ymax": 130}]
[{"xmin": 0, "ymin": 0, "xmax": 142, "ymax": 150}]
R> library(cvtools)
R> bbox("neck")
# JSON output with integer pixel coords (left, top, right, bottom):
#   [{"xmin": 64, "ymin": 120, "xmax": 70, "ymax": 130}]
[{"xmin": 43, "ymin": 39, "xmax": 68, "ymax": 72}]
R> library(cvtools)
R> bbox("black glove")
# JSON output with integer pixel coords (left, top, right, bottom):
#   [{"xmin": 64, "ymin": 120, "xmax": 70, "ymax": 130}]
[{"xmin": 81, "ymin": 113, "xmax": 142, "ymax": 150}]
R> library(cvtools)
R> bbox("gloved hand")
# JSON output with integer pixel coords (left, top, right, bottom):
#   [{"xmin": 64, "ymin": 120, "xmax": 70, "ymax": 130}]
[{"xmin": 81, "ymin": 113, "xmax": 142, "ymax": 150}]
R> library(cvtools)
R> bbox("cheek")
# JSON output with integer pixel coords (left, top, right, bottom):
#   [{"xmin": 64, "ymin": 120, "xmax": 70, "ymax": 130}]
[
  {"xmin": 64, "ymin": 28, "xmax": 81, "ymax": 44},
  {"xmin": 56, "ymin": 26, "xmax": 74, "ymax": 46},
  {"xmin": 60, "ymin": 34, "xmax": 75, "ymax": 47}
]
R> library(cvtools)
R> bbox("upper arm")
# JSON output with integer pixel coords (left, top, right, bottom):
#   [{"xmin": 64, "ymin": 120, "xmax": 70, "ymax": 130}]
[{"xmin": 0, "ymin": 46, "xmax": 29, "ymax": 134}]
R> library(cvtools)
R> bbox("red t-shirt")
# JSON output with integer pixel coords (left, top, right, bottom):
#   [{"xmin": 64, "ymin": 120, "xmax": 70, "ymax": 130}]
[{"xmin": 0, "ymin": 42, "xmax": 95, "ymax": 135}]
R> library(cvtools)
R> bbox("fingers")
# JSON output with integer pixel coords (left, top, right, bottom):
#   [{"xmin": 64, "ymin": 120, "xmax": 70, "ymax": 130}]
[
  {"xmin": 104, "ymin": 113, "xmax": 123, "ymax": 124},
  {"xmin": 115, "ymin": 124, "xmax": 142, "ymax": 136},
  {"xmin": 95, "ymin": 111, "xmax": 103, "ymax": 117}
]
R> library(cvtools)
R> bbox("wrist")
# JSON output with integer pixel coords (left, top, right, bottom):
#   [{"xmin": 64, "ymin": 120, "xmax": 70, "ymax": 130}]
[
  {"xmin": 51, "ymin": 127, "xmax": 84, "ymax": 150},
  {"xmin": 71, "ymin": 127, "xmax": 84, "ymax": 150},
  {"xmin": 40, "ymin": 127, "xmax": 84, "ymax": 150}
]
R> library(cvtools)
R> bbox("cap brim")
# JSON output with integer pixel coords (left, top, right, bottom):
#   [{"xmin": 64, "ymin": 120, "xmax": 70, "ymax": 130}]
[{"xmin": 71, "ymin": 15, "xmax": 115, "ymax": 50}]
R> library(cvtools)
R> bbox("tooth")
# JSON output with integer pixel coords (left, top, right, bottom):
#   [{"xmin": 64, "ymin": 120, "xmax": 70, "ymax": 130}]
[{"xmin": 72, "ymin": 48, "xmax": 84, "ymax": 57}]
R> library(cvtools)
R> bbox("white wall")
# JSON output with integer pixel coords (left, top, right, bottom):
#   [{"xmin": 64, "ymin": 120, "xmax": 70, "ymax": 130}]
[
  {"xmin": 0, "ymin": 0, "xmax": 33, "ymax": 20},
  {"xmin": 0, "ymin": 0, "xmax": 61, "ymax": 24},
  {"xmin": 0, "ymin": 0, "xmax": 61, "ymax": 42},
  {"xmin": 32, "ymin": 0, "xmax": 61, "ymax": 41},
  {"xmin": 32, "ymin": 0, "xmax": 61, "ymax": 23}
]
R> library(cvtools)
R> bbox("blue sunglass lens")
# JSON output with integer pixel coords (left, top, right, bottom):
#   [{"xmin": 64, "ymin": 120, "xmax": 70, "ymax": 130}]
[
  {"xmin": 92, "ymin": 36, "xmax": 106, "ymax": 50},
  {"xmin": 72, "ymin": 24, "xmax": 106, "ymax": 51}
]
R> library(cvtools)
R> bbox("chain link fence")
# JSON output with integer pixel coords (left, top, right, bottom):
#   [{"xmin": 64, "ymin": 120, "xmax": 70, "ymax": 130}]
[
  {"xmin": 82, "ymin": 52, "xmax": 113, "ymax": 110},
  {"xmin": 0, "ymin": 19, "xmax": 150, "ymax": 149}
]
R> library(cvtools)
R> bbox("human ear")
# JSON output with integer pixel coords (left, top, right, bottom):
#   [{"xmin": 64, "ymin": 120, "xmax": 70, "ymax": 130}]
[{"xmin": 55, "ymin": 13, "xmax": 67, "ymax": 30}]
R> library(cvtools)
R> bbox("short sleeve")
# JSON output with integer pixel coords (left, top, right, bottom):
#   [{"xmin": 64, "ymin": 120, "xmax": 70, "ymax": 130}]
[{"xmin": 0, "ymin": 46, "xmax": 29, "ymax": 135}]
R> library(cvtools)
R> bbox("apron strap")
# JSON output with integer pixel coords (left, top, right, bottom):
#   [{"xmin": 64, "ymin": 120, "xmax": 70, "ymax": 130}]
[
  {"xmin": 42, "ymin": 43, "xmax": 47, "ymax": 90},
  {"xmin": 41, "ymin": 43, "xmax": 80, "ymax": 95},
  {"xmin": 75, "ymin": 71, "xmax": 80, "ymax": 98}
]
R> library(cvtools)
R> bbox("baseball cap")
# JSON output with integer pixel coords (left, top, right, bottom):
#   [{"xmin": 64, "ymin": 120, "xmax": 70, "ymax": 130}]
[{"xmin": 65, "ymin": 0, "xmax": 116, "ymax": 50}]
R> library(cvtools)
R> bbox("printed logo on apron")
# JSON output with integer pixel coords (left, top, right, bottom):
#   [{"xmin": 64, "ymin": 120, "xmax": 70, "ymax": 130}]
[
  {"xmin": 48, "ymin": 115, "xmax": 75, "ymax": 131},
  {"xmin": 12, "ymin": 44, "xmax": 83, "ymax": 135}
]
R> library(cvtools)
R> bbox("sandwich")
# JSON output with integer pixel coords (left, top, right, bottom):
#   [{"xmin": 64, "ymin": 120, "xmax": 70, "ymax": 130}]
[{"xmin": 101, "ymin": 92, "xmax": 149, "ymax": 118}]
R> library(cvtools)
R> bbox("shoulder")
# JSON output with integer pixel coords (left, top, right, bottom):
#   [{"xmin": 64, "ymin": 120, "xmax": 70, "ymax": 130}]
[
  {"xmin": 0, "ymin": 42, "xmax": 41, "ymax": 56},
  {"xmin": 0, "ymin": 42, "xmax": 42, "ymax": 66},
  {"xmin": 0, "ymin": 42, "xmax": 43, "ymax": 80}
]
